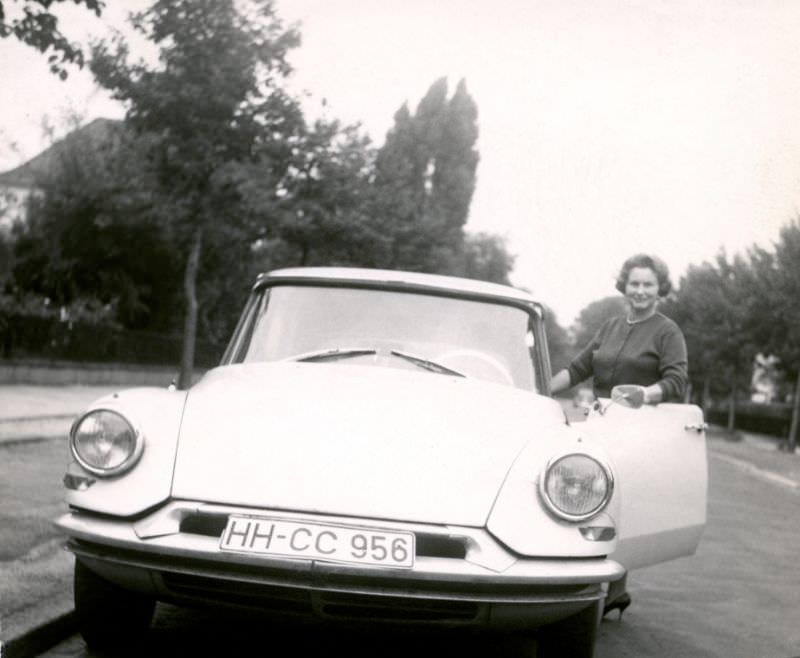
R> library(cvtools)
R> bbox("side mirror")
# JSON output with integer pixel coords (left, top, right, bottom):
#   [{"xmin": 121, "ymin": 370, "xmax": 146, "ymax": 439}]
[{"xmin": 610, "ymin": 385, "xmax": 647, "ymax": 409}]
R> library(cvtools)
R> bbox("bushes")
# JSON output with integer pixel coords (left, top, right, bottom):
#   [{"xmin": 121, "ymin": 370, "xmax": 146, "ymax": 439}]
[{"xmin": 705, "ymin": 400, "xmax": 792, "ymax": 438}]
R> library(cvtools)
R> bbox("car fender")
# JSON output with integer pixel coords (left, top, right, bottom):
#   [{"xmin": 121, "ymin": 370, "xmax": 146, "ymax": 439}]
[
  {"xmin": 487, "ymin": 422, "xmax": 619, "ymax": 558},
  {"xmin": 65, "ymin": 387, "xmax": 188, "ymax": 516}
]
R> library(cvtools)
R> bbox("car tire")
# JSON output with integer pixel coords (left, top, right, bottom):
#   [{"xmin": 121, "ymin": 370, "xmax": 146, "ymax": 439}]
[
  {"xmin": 74, "ymin": 559, "xmax": 155, "ymax": 650},
  {"xmin": 535, "ymin": 600, "xmax": 601, "ymax": 658}
]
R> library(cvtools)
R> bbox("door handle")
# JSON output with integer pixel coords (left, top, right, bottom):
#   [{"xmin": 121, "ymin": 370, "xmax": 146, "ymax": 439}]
[{"xmin": 684, "ymin": 422, "xmax": 708, "ymax": 433}]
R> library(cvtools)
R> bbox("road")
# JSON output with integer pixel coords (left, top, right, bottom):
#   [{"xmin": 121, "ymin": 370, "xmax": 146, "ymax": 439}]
[{"xmin": 30, "ymin": 436, "xmax": 800, "ymax": 658}]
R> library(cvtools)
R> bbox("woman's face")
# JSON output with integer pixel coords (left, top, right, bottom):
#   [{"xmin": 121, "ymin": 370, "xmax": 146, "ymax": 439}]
[{"xmin": 625, "ymin": 266, "xmax": 659, "ymax": 313}]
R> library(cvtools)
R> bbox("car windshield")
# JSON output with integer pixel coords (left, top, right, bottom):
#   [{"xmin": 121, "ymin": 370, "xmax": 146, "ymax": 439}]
[{"xmin": 238, "ymin": 285, "xmax": 537, "ymax": 390}]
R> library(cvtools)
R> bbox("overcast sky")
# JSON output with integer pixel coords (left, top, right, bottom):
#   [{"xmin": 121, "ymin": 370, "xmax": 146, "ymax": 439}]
[{"xmin": 2, "ymin": 0, "xmax": 799, "ymax": 325}]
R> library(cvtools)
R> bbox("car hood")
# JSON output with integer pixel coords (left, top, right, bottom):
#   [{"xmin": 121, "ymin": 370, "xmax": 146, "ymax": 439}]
[{"xmin": 171, "ymin": 362, "xmax": 564, "ymax": 526}]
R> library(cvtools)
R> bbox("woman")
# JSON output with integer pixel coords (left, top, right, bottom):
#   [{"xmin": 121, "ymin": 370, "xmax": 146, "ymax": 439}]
[{"xmin": 550, "ymin": 253, "xmax": 689, "ymax": 617}]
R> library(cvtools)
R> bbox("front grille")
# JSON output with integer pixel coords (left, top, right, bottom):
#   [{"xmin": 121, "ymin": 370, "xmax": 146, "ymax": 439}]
[
  {"xmin": 179, "ymin": 513, "xmax": 468, "ymax": 559},
  {"xmin": 161, "ymin": 572, "xmax": 480, "ymax": 624},
  {"xmin": 180, "ymin": 514, "xmax": 227, "ymax": 536},
  {"xmin": 316, "ymin": 591, "xmax": 479, "ymax": 622},
  {"xmin": 162, "ymin": 572, "xmax": 310, "ymax": 614},
  {"xmin": 415, "ymin": 534, "xmax": 467, "ymax": 559}
]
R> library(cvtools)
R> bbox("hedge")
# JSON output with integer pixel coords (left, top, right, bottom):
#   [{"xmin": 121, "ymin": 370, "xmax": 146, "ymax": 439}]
[{"xmin": 1, "ymin": 314, "xmax": 224, "ymax": 369}]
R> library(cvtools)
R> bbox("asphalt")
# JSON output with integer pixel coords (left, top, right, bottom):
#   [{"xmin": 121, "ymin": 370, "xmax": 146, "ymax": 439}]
[
  {"xmin": 0, "ymin": 385, "xmax": 121, "ymax": 658},
  {"xmin": 0, "ymin": 385, "xmax": 798, "ymax": 658}
]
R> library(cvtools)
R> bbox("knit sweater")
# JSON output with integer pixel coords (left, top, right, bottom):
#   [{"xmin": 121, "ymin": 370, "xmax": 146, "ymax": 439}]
[{"xmin": 566, "ymin": 312, "xmax": 688, "ymax": 401}]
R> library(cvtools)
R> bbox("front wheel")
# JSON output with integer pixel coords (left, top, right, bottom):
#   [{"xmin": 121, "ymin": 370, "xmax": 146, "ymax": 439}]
[
  {"xmin": 535, "ymin": 600, "xmax": 601, "ymax": 658},
  {"xmin": 74, "ymin": 559, "xmax": 155, "ymax": 650}
]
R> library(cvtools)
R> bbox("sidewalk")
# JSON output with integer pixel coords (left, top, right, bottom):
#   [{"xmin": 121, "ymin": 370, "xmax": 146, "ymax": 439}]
[{"xmin": 1, "ymin": 387, "xmax": 798, "ymax": 658}]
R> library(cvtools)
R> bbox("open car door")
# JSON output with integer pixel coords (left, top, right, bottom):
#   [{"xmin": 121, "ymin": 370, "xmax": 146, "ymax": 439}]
[{"xmin": 582, "ymin": 401, "xmax": 708, "ymax": 570}]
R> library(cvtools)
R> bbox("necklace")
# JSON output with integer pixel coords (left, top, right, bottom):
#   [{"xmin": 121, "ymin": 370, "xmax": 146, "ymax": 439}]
[{"xmin": 626, "ymin": 313, "xmax": 654, "ymax": 325}]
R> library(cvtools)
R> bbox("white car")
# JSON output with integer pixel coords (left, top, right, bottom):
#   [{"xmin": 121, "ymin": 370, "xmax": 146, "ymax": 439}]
[{"xmin": 57, "ymin": 267, "xmax": 707, "ymax": 657}]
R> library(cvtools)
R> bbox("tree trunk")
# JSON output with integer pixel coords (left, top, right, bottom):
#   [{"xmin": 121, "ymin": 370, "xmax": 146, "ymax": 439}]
[
  {"xmin": 702, "ymin": 377, "xmax": 711, "ymax": 415},
  {"xmin": 726, "ymin": 366, "xmax": 737, "ymax": 433},
  {"xmin": 788, "ymin": 370, "xmax": 800, "ymax": 453},
  {"xmin": 178, "ymin": 228, "xmax": 203, "ymax": 390}
]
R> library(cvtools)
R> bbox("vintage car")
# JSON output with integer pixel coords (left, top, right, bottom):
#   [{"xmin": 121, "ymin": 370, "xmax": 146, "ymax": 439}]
[{"xmin": 56, "ymin": 267, "xmax": 708, "ymax": 657}]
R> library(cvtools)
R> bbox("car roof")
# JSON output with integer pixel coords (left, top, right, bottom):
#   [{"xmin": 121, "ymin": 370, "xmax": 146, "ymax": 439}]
[{"xmin": 256, "ymin": 267, "xmax": 540, "ymax": 307}]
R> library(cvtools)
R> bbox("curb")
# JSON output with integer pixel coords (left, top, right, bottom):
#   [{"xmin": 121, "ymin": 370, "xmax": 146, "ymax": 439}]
[
  {"xmin": 0, "ymin": 415, "xmax": 75, "ymax": 445},
  {"xmin": 2, "ymin": 611, "xmax": 76, "ymax": 658}
]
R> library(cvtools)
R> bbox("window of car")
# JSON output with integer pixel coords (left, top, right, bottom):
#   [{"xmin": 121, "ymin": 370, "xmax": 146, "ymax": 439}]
[{"xmin": 233, "ymin": 284, "xmax": 538, "ymax": 391}]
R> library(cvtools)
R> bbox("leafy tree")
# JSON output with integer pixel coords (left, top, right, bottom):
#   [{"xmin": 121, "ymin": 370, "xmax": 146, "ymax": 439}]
[
  {"xmin": 451, "ymin": 232, "xmax": 515, "ymax": 285},
  {"xmin": 11, "ymin": 121, "xmax": 182, "ymax": 331},
  {"xmin": 762, "ymin": 218, "xmax": 800, "ymax": 451},
  {"xmin": 0, "ymin": 0, "xmax": 102, "ymax": 78},
  {"xmin": 89, "ymin": 0, "xmax": 304, "ymax": 388},
  {"xmin": 671, "ymin": 253, "xmax": 761, "ymax": 430},
  {"xmin": 266, "ymin": 120, "xmax": 389, "ymax": 268}
]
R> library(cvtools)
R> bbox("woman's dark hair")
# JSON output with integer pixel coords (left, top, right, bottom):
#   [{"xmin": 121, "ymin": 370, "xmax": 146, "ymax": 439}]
[{"xmin": 614, "ymin": 253, "xmax": 673, "ymax": 297}]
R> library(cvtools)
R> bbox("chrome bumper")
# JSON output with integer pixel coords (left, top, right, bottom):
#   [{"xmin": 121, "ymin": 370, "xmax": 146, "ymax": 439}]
[{"xmin": 57, "ymin": 501, "xmax": 625, "ymax": 629}]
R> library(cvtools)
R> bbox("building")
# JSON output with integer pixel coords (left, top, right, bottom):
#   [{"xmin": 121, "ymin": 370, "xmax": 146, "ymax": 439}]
[{"xmin": 0, "ymin": 118, "xmax": 121, "ymax": 233}]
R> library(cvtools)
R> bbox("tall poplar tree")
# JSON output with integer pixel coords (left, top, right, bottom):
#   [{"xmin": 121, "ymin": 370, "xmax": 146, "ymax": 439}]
[{"xmin": 374, "ymin": 77, "xmax": 480, "ymax": 273}]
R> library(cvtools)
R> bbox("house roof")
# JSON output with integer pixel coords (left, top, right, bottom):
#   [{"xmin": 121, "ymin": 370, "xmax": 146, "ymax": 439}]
[{"xmin": 0, "ymin": 118, "xmax": 122, "ymax": 188}]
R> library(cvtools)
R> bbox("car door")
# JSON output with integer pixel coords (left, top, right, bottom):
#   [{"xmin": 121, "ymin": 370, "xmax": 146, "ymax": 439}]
[{"xmin": 582, "ymin": 401, "xmax": 708, "ymax": 571}]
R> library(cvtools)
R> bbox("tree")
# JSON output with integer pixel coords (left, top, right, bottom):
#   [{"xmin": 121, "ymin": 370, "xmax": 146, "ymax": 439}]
[
  {"xmin": 451, "ymin": 232, "xmax": 515, "ymax": 285},
  {"xmin": 266, "ymin": 119, "xmax": 389, "ymax": 268},
  {"xmin": 11, "ymin": 120, "xmax": 183, "ymax": 331},
  {"xmin": 0, "ymin": 0, "xmax": 102, "ymax": 78},
  {"xmin": 763, "ymin": 218, "xmax": 800, "ymax": 451},
  {"xmin": 671, "ymin": 253, "xmax": 760, "ymax": 431},
  {"xmin": 90, "ymin": 0, "xmax": 304, "ymax": 388},
  {"xmin": 373, "ymin": 77, "xmax": 480, "ymax": 273}
]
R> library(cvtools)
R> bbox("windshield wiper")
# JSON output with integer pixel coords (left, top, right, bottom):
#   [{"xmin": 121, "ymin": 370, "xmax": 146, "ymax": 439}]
[
  {"xmin": 389, "ymin": 350, "xmax": 466, "ymax": 377},
  {"xmin": 283, "ymin": 348, "xmax": 377, "ymax": 363}
]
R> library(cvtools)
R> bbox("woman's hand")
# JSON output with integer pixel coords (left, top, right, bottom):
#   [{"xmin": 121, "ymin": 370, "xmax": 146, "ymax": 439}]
[
  {"xmin": 643, "ymin": 384, "xmax": 663, "ymax": 404},
  {"xmin": 550, "ymin": 369, "xmax": 572, "ymax": 394},
  {"xmin": 616, "ymin": 384, "xmax": 662, "ymax": 406}
]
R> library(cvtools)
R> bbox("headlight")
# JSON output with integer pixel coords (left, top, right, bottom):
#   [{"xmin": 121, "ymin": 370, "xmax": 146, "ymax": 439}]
[
  {"xmin": 540, "ymin": 453, "xmax": 613, "ymax": 521},
  {"xmin": 70, "ymin": 410, "xmax": 143, "ymax": 477}
]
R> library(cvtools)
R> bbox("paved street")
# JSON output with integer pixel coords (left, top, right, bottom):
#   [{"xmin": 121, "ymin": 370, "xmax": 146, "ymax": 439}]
[
  {"xmin": 28, "ymin": 433, "xmax": 800, "ymax": 658},
  {"xmin": 0, "ymin": 385, "xmax": 122, "ymax": 442}
]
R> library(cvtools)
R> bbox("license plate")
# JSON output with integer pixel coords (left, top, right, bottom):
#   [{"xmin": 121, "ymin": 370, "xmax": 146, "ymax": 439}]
[{"xmin": 219, "ymin": 516, "xmax": 415, "ymax": 568}]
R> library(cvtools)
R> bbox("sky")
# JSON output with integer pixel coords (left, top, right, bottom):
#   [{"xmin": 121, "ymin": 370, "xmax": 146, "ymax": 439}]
[{"xmin": 2, "ymin": 0, "xmax": 799, "ymax": 325}]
